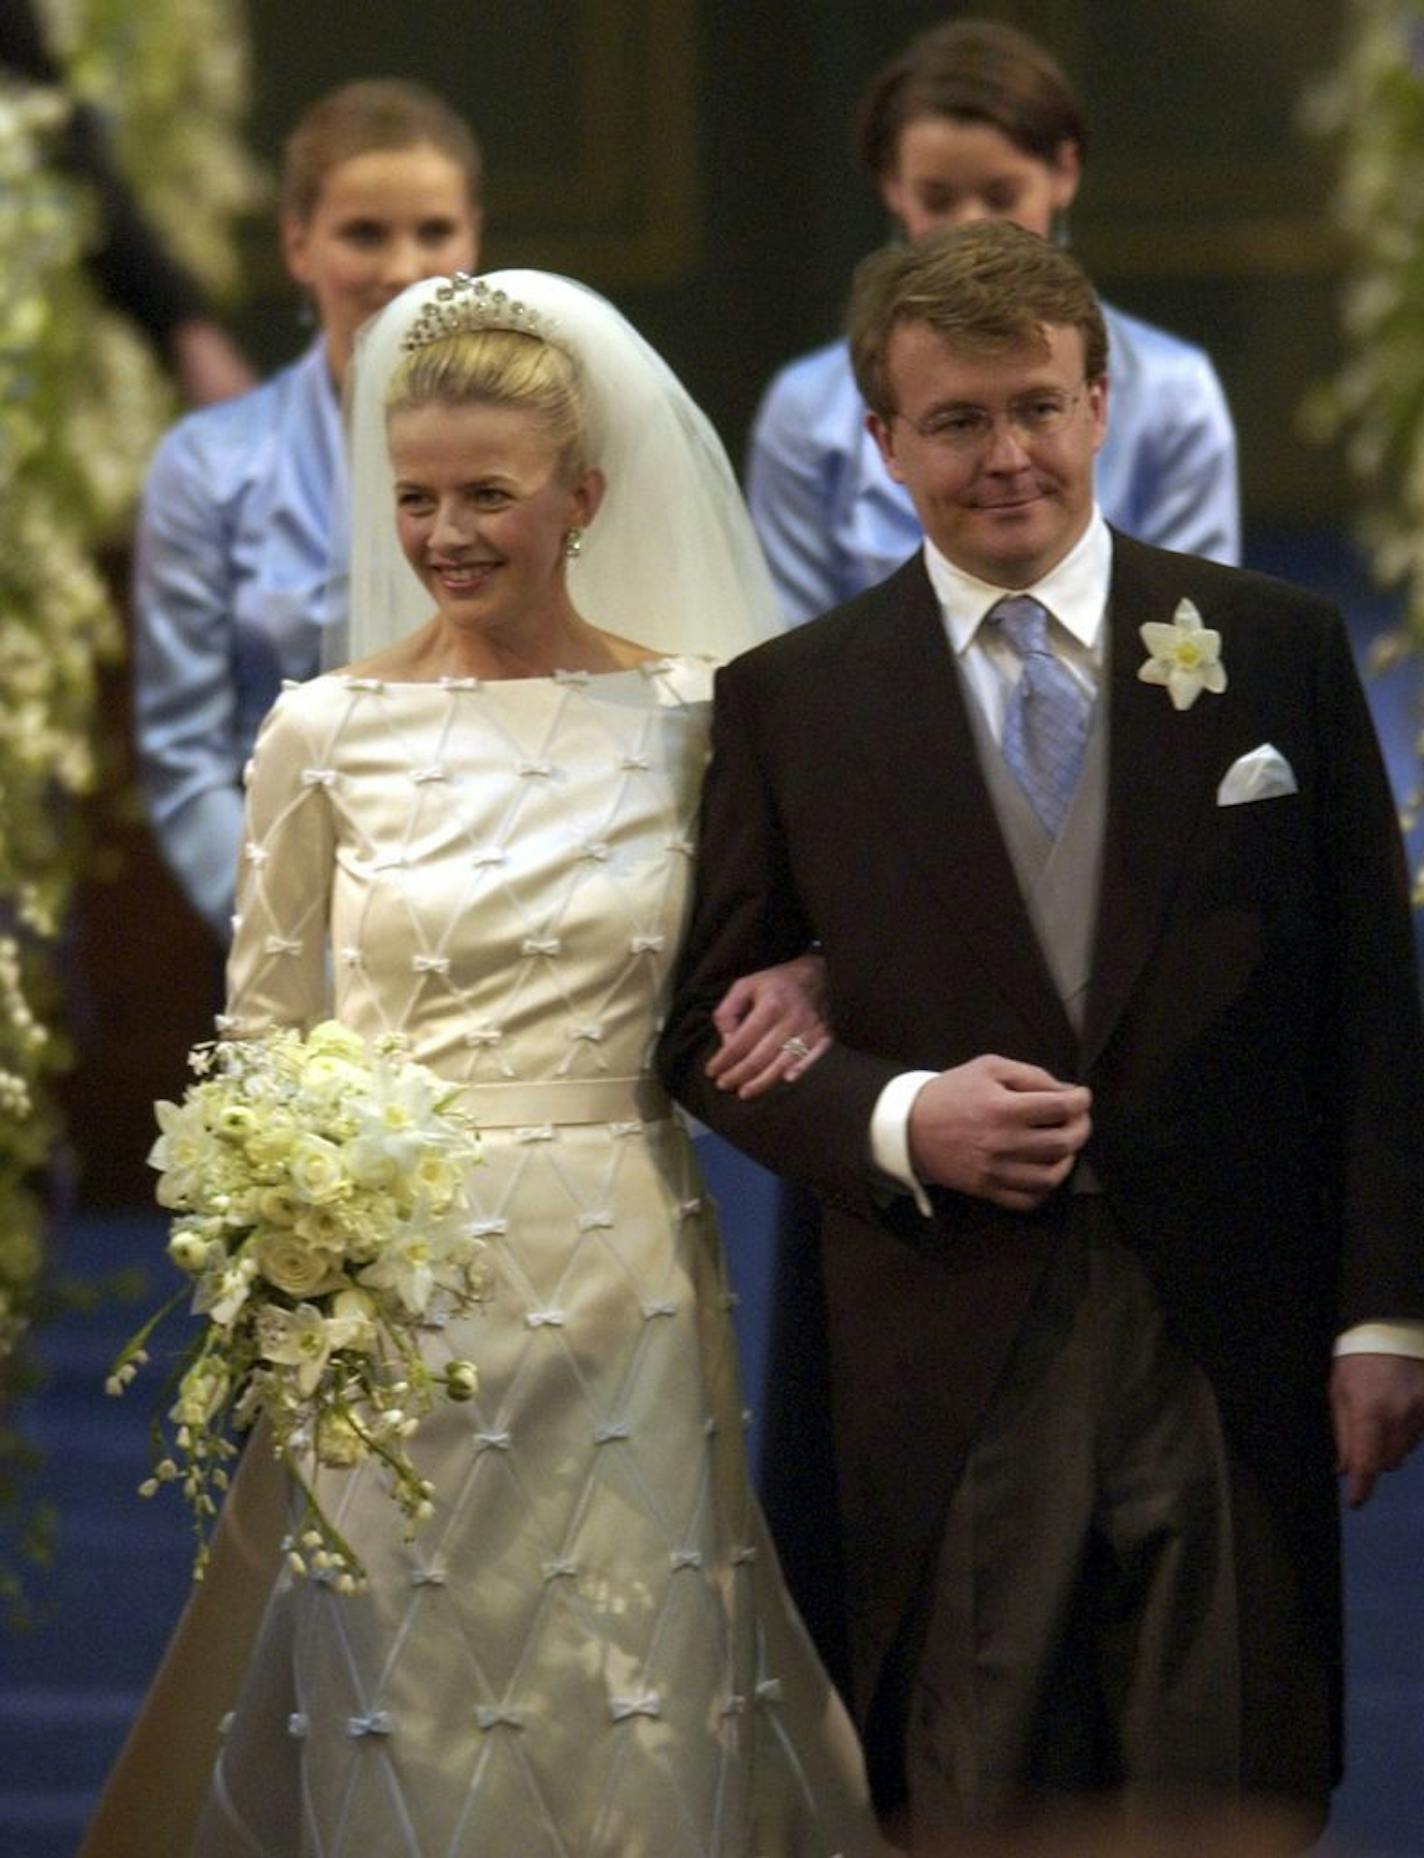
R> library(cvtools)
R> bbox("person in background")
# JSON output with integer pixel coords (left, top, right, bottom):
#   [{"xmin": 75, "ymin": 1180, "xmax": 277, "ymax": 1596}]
[
  {"xmin": 132, "ymin": 78, "xmax": 482, "ymax": 940},
  {"xmin": 747, "ymin": 17, "xmax": 1240, "ymax": 626}
]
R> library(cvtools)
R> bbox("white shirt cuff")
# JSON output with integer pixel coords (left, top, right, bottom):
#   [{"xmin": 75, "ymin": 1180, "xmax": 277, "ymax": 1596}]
[
  {"xmin": 869, "ymin": 1070, "xmax": 938, "ymax": 1217},
  {"xmin": 1334, "ymin": 1320, "xmax": 1424, "ymax": 1361}
]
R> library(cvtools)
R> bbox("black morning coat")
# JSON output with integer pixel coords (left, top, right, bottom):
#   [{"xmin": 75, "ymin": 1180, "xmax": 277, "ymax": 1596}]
[{"xmin": 658, "ymin": 532, "xmax": 1424, "ymax": 1804}]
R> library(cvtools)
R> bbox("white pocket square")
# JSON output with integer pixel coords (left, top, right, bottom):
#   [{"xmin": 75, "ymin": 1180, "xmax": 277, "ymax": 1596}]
[{"xmin": 1216, "ymin": 742, "xmax": 1298, "ymax": 807}]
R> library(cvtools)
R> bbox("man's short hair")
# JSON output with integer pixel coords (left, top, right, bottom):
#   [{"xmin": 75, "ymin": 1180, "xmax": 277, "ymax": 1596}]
[{"xmin": 848, "ymin": 220, "xmax": 1109, "ymax": 419}]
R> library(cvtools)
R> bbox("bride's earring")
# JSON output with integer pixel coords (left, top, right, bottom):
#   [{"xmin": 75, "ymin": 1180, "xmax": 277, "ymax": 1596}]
[{"xmin": 564, "ymin": 527, "xmax": 584, "ymax": 560}]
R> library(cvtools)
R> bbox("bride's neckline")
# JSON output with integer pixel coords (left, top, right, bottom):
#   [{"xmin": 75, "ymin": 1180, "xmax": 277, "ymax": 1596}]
[{"xmin": 331, "ymin": 656, "xmax": 693, "ymax": 690}]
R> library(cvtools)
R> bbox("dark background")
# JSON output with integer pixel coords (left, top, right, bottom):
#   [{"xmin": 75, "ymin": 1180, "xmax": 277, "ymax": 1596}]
[{"xmin": 230, "ymin": 0, "xmax": 1350, "ymax": 529}]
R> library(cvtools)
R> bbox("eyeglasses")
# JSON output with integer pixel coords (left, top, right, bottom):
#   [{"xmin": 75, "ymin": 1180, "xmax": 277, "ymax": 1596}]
[{"xmin": 895, "ymin": 384, "xmax": 1090, "ymax": 455}]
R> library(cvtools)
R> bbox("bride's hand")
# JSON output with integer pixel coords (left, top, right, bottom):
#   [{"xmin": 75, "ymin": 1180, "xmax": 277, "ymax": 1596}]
[{"xmin": 705, "ymin": 952, "xmax": 831, "ymax": 1100}]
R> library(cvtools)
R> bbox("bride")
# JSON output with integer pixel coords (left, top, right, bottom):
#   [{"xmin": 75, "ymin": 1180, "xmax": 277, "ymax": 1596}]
[{"xmin": 84, "ymin": 270, "xmax": 887, "ymax": 1858}]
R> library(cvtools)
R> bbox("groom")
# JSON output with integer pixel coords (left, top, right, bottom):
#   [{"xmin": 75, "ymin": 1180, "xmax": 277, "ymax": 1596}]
[{"xmin": 659, "ymin": 221, "xmax": 1424, "ymax": 1848}]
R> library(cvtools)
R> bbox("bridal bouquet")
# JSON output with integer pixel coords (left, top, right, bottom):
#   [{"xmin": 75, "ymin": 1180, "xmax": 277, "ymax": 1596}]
[{"xmin": 109, "ymin": 1021, "xmax": 488, "ymax": 1590}]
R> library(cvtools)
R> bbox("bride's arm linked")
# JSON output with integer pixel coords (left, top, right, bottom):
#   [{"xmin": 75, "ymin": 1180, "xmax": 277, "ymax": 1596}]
[
  {"xmin": 704, "ymin": 950, "xmax": 830, "ymax": 1099},
  {"xmin": 224, "ymin": 686, "xmax": 337, "ymax": 1034}
]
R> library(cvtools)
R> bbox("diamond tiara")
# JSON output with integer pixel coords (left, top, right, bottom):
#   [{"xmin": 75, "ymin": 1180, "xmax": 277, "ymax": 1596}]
[{"xmin": 399, "ymin": 274, "xmax": 561, "ymax": 353}]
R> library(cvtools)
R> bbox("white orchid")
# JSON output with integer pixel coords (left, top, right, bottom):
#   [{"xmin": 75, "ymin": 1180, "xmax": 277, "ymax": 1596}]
[
  {"xmin": 409, "ymin": 1149, "xmax": 462, "ymax": 1213},
  {"xmin": 255, "ymin": 1303, "xmax": 346, "ymax": 1399},
  {"xmin": 1138, "ymin": 599, "xmax": 1227, "ymax": 712},
  {"xmin": 357, "ymin": 1219, "xmax": 472, "ymax": 1318},
  {"xmin": 198, "ymin": 1255, "xmax": 260, "ymax": 1329},
  {"xmin": 150, "ymin": 1098, "xmax": 223, "ymax": 1206}
]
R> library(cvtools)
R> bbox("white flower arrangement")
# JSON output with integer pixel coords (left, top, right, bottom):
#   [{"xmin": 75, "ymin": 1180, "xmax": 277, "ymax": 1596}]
[{"xmin": 110, "ymin": 1023, "xmax": 490, "ymax": 1590}]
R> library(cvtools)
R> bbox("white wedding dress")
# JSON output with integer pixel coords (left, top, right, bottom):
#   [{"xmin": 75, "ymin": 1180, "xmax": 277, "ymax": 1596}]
[{"xmin": 181, "ymin": 658, "xmax": 882, "ymax": 1857}]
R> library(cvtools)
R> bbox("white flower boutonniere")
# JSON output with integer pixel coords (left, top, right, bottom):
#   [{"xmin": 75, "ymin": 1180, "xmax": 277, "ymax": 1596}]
[{"xmin": 1138, "ymin": 599, "xmax": 1227, "ymax": 711}]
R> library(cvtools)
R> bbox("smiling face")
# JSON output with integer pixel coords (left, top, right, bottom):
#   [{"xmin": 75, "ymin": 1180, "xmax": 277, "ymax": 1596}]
[
  {"xmin": 389, "ymin": 399, "xmax": 602, "ymax": 641},
  {"xmin": 869, "ymin": 317, "xmax": 1106, "ymax": 588},
  {"xmin": 282, "ymin": 144, "xmax": 480, "ymax": 383},
  {"xmin": 880, "ymin": 115, "xmax": 1079, "ymax": 241}
]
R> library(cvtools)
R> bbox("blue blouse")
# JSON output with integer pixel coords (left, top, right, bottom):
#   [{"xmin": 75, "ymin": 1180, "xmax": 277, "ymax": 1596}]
[
  {"xmin": 746, "ymin": 300, "xmax": 1240, "ymax": 627},
  {"xmin": 133, "ymin": 339, "xmax": 346, "ymax": 939}
]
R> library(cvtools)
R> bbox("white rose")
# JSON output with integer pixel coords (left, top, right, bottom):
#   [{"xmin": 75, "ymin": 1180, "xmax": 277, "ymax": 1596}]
[
  {"xmin": 294, "ymin": 1204, "xmax": 353, "ymax": 1254},
  {"xmin": 257, "ymin": 1185, "xmax": 301, "ymax": 1226},
  {"xmin": 287, "ymin": 1135, "xmax": 350, "ymax": 1205},
  {"xmin": 254, "ymin": 1229, "xmax": 347, "ymax": 1300},
  {"xmin": 245, "ymin": 1108, "xmax": 300, "ymax": 1171}
]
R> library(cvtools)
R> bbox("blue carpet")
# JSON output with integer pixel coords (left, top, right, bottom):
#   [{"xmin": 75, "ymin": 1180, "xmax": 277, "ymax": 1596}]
[
  {"xmin": 2, "ymin": 527, "xmax": 1421, "ymax": 1858},
  {"xmin": 2, "ymin": 1212, "xmax": 193, "ymax": 1858}
]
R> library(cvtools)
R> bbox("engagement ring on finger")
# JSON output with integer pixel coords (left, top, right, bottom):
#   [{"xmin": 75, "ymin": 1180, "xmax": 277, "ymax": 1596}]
[{"xmin": 781, "ymin": 1036, "xmax": 811, "ymax": 1061}]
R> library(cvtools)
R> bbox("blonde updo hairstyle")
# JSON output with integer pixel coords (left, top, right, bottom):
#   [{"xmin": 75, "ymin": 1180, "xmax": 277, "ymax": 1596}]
[{"xmin": 385, "ymin": 328, "xmax": 590, "ymax": 482}]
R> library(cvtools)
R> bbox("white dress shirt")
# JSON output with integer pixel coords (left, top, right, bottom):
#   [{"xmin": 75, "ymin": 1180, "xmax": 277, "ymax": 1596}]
[{"xmin": 866, "ymin": 511, "xmax": 1424, "ymax": 1361}]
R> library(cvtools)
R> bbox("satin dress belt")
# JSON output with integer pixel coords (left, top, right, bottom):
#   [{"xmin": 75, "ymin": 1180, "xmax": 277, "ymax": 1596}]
[{"xmin": 454, "ymin": 1075, "xmax": 671, "ymax": 1128}]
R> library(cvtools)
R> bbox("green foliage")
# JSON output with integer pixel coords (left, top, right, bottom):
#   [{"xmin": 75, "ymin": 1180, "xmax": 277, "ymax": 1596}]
[
  {"xmin": 1305, "ymin": 0, "xmax": 1424, "ymax": 647},
  {"xmin": 46, "ymin": 0, "xmax": 266, "ymax": 296},
  {"xmin": 0, "ymin": 0, "xmax": 256, "ymax": 1609}
]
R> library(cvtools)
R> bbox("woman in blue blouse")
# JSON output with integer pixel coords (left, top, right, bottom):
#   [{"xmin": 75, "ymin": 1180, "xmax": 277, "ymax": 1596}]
[
  {"xmin": 133, "ymin": 80, "xmax": 482, "ymax": 938},
  {"xmin": 747, "ymin": 18, "xmax": 1240, "ymax": 625}
]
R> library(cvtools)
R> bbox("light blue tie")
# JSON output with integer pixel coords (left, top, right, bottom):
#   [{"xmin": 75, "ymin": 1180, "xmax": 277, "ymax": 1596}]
[{"xmin": 990, "ymin": 594, "xmax": 1091, "ymax": 838}]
